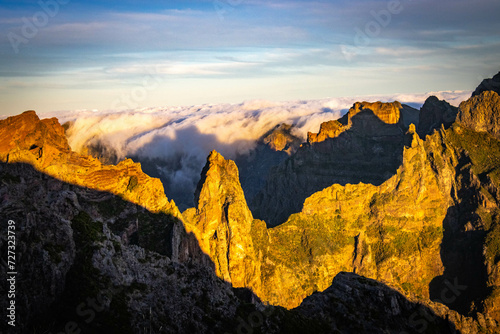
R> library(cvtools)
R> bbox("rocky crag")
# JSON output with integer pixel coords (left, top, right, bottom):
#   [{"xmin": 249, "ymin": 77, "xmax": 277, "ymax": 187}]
[
  {"xmin": 0, "ymin": 110, "xmax": 179, "ymax": 217},
  {"xmin": 251, "ymin": 101, "xmax": 419, "ymax": 226},
  {"xmin": 417, "ymin": 96, "xmax": 458, "ymax": 138},
  {"xmin": 0, "ymin": 110, "xmax": 465, "ymax": 333},
  {"xmin": 183, "ymin": 79, "xmax": 500, "ymax": 332}
]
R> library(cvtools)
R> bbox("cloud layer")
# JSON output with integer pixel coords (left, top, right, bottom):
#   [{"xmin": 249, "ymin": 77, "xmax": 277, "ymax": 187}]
[{"xmin": 43, "ymin": 91, "xmax": 470, "ymax": 208}]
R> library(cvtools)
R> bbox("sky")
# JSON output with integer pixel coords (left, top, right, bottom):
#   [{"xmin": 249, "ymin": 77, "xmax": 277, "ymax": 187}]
[{"xmin": 0, "ymin": 0, "xmax": 499, "ymax": 116}]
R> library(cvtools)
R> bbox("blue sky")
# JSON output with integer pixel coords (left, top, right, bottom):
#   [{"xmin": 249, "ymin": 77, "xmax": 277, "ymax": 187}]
[{"xmin": 1, "ymin": 0, "xmax": 499, "ymax": 115}]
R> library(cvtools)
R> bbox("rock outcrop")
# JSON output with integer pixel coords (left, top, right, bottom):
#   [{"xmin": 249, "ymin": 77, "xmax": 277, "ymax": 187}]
[
  {"xmin": 457, "ymin": 90, "xmax": 500, "ymax": 140},
  {"xmin": 472, "ymin": 71, "xmax": 500, "ymax": 97},
  {"xmin": 252, "ymin": 101, "xmax": 419, "ymax": 226},
  {"xmin": 0, "ymin": 110, "xmax": 179, "ymax": 217},
  {"xmin": 183, "ymin": 151, "xmax": 262, "ymax": 292},
  {"xmin": 307, "ymin": 119, "xmax": 344, "ymax": 144},
  {"xmin": 417, "ymin": 96, "xmax": 458, "ymax": 137},
  {"xmin": 261, "ymin": 123, "xmax": 301, "ymax": 154}
]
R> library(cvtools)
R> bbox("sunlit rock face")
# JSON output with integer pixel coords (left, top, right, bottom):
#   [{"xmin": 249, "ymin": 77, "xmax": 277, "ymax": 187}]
[
  {"xmin": 0, "ymin": 110, "xmax": 179, "ymax": 217},
  {"xmin": 307, "ymin": 119, "xmax": 344, "ymax": 144},
  {"xmin": 182, "ymin": 83, "xmax": 500, "ymax": 332},
  {"xmin": 457, "ymin": 90, "xmax": 500, "ymax": 140},
  {"xmin": 261, "ymin": 123, "xmax": 302, "ymax": 154},
  {"xmin": 183, "ymin": 151, "xmax": 262, "ymax": 292},
  {"xmin": 252, "ymin": 101, "xmax": 419, "ymax": 227}
]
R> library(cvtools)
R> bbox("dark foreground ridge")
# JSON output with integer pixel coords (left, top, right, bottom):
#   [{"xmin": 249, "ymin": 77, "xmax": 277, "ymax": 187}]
[{"xmin": 0, "ymin": 162, "xmax": 458, "ymax": 333}]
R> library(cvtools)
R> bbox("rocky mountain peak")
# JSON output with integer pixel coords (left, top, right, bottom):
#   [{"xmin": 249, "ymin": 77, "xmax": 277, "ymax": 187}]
[
  {"xmin": 187, "ymin": 151, "xmax": 260, "ymax": 287},
  {"xmin": 0, "ymin": 110, "xmax": 71, "ymax": 165},
  {"xmin": 457, "ymin": 90, "xmax": 500, "ymax": 140},
  {"xmin": 0, "ymin": 110, "xmax": 179, "ymax": 216},
  {"xmin": 261, "ymin": 123, "xmax": 301, "ymax": 154},
  {"xmin": 417, "ymin": 96, "xmax": 458, "ymax": 137},
  {"xmin": 346, "ymin": 101, "xmax": 403, "ymax": 125},
  {"xmin": 195, "ymin": 150, "xmax": 242, "ymax": 207},
  {"xmin": 472, "ymin": 71, "xmax": 500, "ymax": 97}
]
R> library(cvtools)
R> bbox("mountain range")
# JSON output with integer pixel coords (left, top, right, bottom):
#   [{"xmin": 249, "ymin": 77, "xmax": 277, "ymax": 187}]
[{"xmin": 1, "ymin": 72, "xmax": 500, "ymax": 333}]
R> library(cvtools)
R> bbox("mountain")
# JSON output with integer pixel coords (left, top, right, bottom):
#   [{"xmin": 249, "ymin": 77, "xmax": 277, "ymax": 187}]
[
  {"xmin": 472, "ymin": 71, "xmax": 500, "ymax": 97},
  {"xmin": 417, "ymin": 96, "xmax": 458, "ymax": 137},
  {"xmin": 2, "ymin": 72, "xmax": 500, "ymax": 333},
  {"xmin": 181, "ymin": 75, "xmax": 500, "ymax": 332},
  {"xmin": 236, "ymin": 123, "xmax": 302, "ymax": 204},
  {"xmin": 0, "ymin": 110, "xmax": 179, "ymax": 217},
  {"xmin": 0, "ymin": 110, "xmax": 463, "ymax": 334},
  {"xmin": 251, "ymin": 101, "xmax": 419, "ymax": 226}
]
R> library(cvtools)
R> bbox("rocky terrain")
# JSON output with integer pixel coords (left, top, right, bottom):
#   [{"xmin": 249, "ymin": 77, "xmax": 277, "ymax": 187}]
[
  {"xmin": 0, "ymin": 112, "xmax": 465, "ymax": 334},
  {"xmin": 235, "ymin": 123, "xmax": 302, "ymax": 203},
  {"xmin": 2, "ymin": 72, "xmax": 500, "ymax": 333},
  {"xmin": 472, "ymin": 72, "xmax": 500, "ymax": 97},
  {"xmin": 182, "ymin": 73, "xmax": 500, "ymax": 332},
  {"xmin": 251, "ymin": 101, "xmax": 419, "ymax": 226}
]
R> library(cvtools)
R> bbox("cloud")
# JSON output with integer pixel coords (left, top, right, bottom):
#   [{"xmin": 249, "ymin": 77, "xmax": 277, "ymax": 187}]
[
  {"xmin": 1, "ymin": 0, "xmax": 498, "ymax": 116},
  {"xmin": 42, "ymin": 91, "xmax": 469, "ymax": 209}
]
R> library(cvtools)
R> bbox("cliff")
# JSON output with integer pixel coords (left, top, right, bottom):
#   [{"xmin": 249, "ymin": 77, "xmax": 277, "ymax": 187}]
[
  {"xmin": 307, "ymin": 119, "xmax": 344, "ymax": 144},
  {"xmin": 306, "ymin": 101, "xmax": 419, "ymax": 144},
  {"xmin": 417, "ymin": 96, "xmax": 458, "ymax": 137},
  {"xmin": 252, "ymin": 101, "xmax": 418, "ymax": 226},
  {"xmin": 472, "ymin": 71, "xmax": 500, "ymax": 97},
  {"xmin": 457, "ymin": 90, "xmax": 500, "ymax": 140},
  {"xmin": 183, "ymin": 83, "xmax": 500, "ymax": 331},
  {"xmin": 0, "ymin": 110, "xmax": 179, "ymax": 217}
]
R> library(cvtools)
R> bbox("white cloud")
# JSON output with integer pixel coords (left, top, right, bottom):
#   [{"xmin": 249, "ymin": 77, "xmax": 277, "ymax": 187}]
[{"xmin": 40, "ymin": 91, "xmax": 470, "ymax": 207}]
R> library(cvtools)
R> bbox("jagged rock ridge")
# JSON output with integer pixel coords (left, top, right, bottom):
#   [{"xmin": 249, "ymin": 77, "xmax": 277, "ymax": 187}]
[
  {"xmin": 0, "ymin": 112, "xmax": 464, "ymax": 333},
  {"xmin": 472, "ymin": 71, "xmax": 500, "ymax": 97},
  {"xmin": 0, "ymin": 110, "xmax": 179, "ymax": 217},
  {"xmin": 252, "ymin": 101, "xmax": 419, "ymax": 226},
  {"xmin": 183, "ymin": 74, "xmax": 500, "ymax": 332}
]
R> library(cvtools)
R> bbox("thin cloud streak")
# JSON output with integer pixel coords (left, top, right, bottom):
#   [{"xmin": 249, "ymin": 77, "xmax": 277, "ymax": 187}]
[{"xmin": 0, "ymin": 0, "xmax": 498, "ymax": 115}]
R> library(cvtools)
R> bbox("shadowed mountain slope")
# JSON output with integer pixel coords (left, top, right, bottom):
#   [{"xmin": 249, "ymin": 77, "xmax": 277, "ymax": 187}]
[{"xmin": 252, "ymin": 101, "xmax": 419, "ymax": 226}]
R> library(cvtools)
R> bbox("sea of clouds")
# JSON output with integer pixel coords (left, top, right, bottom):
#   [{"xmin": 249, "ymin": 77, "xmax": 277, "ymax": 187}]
[{"xmin": 40, "ymin": 91, "xmax": 471, "ymax": 207}]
